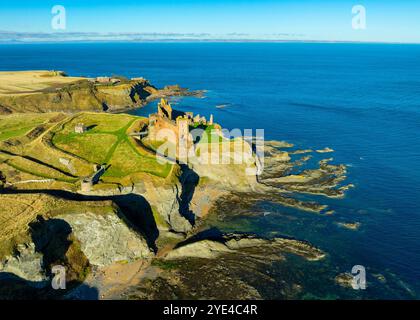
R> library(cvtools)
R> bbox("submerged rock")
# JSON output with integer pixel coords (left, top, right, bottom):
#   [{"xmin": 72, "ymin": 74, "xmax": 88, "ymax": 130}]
[
  {"xmin": 335, "ymin": 273, "xmax": 354, "ymax": 288},
  {"xmin": 336, "ymin": 222, "xmax": 361, "ymax": 231},
  {"xmin": 290, "ymin": 149, "xmax": 313, "ymax": 155},
  {"xmin": 259, "ymin": 148, "xmax": 352, "ymax": 199},
  {"xmin": 316, "ymin": 147, "xmax": 334, "ymax": 153},
  {"xmin": 265, "ymin": 140, "xmax": 294, "ymax": 148}
]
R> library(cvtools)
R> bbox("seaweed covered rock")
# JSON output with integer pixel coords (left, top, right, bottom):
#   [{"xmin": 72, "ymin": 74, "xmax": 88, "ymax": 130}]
[{"xmin": 165, "ymin": 231, "xmax": 325, "ymax": 261}]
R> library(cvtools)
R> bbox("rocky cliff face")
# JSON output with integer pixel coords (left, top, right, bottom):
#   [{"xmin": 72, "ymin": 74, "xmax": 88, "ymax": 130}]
[
  {"xmin": 0, "ymin": 78, "xmax": 158, "ymax": 113},
  {"xmin": 0, "ymin": 243, "xmax": 46, "ymax": 284},
  {"xmin": 0, "ymin": 74, "xmax": 203, "ymax": 114},
  {"xmin": 0, "ymin": 195, "xmax": 153, "ymax": 296},
  {"xmin": 57, "ymin": 211, "xmax": 153, "ymax": 267},
  {"xmin": 78, "ymin": 174, "xmax": 194, "ymax": 235}
]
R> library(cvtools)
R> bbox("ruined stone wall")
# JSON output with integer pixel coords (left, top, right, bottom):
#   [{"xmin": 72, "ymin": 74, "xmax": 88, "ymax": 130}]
[
  {"xmin": 148, "ymin": 116, "xmax": 179, "ymax": 145},
  {"xmin": 157, "ymin": 98, "xmax": 173, "ymax": 120}
]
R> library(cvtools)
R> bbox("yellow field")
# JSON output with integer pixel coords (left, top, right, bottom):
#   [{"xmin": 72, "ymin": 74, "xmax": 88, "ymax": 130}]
[{"xmin": 0, "ymin": 70, "xmax": 84, "ymax": 96}]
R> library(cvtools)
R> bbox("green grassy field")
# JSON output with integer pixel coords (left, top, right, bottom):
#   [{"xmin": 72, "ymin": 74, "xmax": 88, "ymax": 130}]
[
  {"xmin": 104, "ymin": 140, "xmax": 172, "ymax": 179},
  {"xmin": 0, "ymin": 112, "xmax": 173, "ymax": 186},
  {"xmin": 51, "ymin": 113, "xmax": 172, "ymax": 179},
  {"xmin": 0, "ymin": 113, "xmax": 57, "ymax": 141},
  {"xmin": 53, "ymin": 133, "xmax": 118, "ymax": 164}
]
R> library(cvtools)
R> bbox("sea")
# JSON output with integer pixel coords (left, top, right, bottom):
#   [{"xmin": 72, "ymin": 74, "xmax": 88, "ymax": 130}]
[{"xmin": 1, "ymin": 42, "xmax": 419, "ymax": 299}]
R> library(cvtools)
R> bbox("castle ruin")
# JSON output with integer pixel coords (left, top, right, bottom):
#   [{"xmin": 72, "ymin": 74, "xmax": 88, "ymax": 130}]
[
  {"xmin": 147, "ymin": 98, "xmax": 216, "ymax": 160},
  {"xmin": 80, "ymin": 164, "xmax": 107, "ymax": 192}
]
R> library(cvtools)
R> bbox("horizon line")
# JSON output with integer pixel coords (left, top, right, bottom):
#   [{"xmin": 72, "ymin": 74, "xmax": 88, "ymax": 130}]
[
  {"xmin": 1, "ymin": 31, "xmax": 419, "ymax": 45},
  {"xmin": 1, "ymin": 40, "xmax": 420, "ymax": 45}
]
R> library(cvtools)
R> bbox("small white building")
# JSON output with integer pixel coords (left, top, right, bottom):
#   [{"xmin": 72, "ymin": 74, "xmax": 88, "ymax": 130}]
[{"xmin": 75, "ymin": 123, "xmax": 86, "ymax": 134}]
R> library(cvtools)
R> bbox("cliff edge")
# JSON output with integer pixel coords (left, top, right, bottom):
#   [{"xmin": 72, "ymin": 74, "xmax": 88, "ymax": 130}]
[{"xmin": 0, "ymin": 71, "xmax": 197, "ymax": 113}]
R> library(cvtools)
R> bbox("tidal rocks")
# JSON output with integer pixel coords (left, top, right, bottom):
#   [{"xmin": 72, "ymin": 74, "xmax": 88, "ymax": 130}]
[
  {"xmin": 335, "ymin": 273, "xmax": 354, "ymax": 288},
  {"xmin": 260, "ymin": 153, "xmax": 352, "ymax": 199},
  {"xmin": 165, "ymin": 232, "xmax": 325, "ymax": 261},
  {"xmin": 159, "ymin": 85, "xmax": 205, "ymax": 98},
  {"xmin": 336, "ymin": 222, "xmax": 361, "ymax": 230},
  {"xmin": 165, "ymin": 240, "xmax": 233, "ymax": 260},
  {"xmin": 373, "ymin": 273, "xmax": 387, "ymax": 283},
  {"xmin": 290, "ymin": 149, "xmax": 313, "ymax": 155},
  {"xmin": 316, "ymin": 147, "xmax": 334, "ymax": 153},
  {"xmin": 265, "ymin": 140, "xmax": 294, "ymax": 149},
  {"xmin": 124, "ymin": 231, "xmax": 325, "ymax": 299},
  {"xmin": 212, "ymin": 191, "xmax": 328, "ymax": 216},
  {"xmin": 271, "ymin": 151, "xmax": 291, "ymax": 162}
]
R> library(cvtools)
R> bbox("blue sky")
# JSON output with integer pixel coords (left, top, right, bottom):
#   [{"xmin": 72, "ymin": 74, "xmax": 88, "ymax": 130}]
[{"xmin": 0, "ymin": 0, "xmax": 419, "ymax": 42}]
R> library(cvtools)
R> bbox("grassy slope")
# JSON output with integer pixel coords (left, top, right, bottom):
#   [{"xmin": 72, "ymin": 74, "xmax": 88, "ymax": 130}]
[
  {"xmin": 0, "ymin": 112, "xmax": 173, "ymax": 185},
  {"xmin": 0, "ymin": 113, "xmax": 57, "ymax": 141},
  {"xmin": 58, "ymin": 113, "xmax": 173, "ymax": 179}
]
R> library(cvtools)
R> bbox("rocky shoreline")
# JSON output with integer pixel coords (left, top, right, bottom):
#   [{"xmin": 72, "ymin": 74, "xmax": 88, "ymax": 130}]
[
  {"xmin": 0, "ymin": 134, "xmax": 354, "ymax": 299},
  {"xmin": 0, "ymin": 71, "xmax": 358, "ymax": 300}
]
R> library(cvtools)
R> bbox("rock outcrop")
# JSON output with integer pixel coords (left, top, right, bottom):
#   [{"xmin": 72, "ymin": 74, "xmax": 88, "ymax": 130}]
[
  {"xmin": 335, "ymin": 273, "xmax": 354, "ymax": 288},
  {"xmin": 132, "ymin": 178, "xmax": 193, "ymax": 234},
  {"xmin": 165, "ymin": 232, "xmax": 326, "ymax": 261},
  {"xmin": 0, "ymin": 71, "xmax": 202, "ymax": 114},
  {"xmin": 0, "ymin": 78, "xmax": 157, "ymax": 113},
  {"xmin": 0, "ymin": 193, "xmax": 154, "ymax": 286},
  {"xmin": 0, "ymin": 243, "xmax": 46, "ymax": 284},
  {"xmin": 58, "ymin": 211, "xmax": 153, "ymax": 267}
]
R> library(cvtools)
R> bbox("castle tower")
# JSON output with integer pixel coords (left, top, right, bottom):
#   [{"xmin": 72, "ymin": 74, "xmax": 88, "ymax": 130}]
[
  {"xmin": 81, "ymin": 178, "xmax": 93, "ymax": 193},
  {"xmin": 177, "ymin": 117, "xmax": 191, "ymax": 162},
  {"xmin": 193, "ymin": 114, "xmax": 201, "ymax": 124},
  {"xmin": 158, "ymin": 98, "xmax": 173, "ymax": 120},
  {"xmin": 209, "ymin": 114, "xmax": 214, "ymax": 125}
]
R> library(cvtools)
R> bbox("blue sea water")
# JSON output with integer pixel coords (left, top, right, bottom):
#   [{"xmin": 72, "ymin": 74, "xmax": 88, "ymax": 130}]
[{"xmin": 1, "ymin": 42, "xmax": 419, "ymax": 298}]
